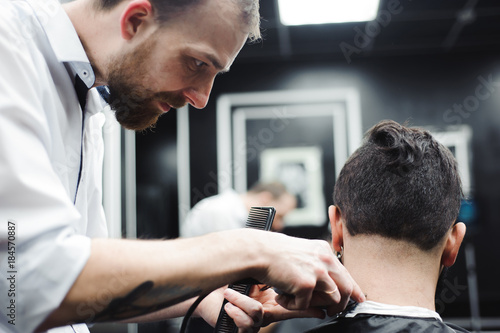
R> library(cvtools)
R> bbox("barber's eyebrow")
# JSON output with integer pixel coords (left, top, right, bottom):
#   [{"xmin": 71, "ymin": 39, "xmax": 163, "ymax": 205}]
[{"xmin": 204, "ymin": 53, "xmax": 230, "ymax": 74}]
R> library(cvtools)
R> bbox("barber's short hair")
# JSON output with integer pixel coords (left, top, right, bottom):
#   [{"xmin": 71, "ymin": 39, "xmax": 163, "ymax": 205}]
[
  {"xmin": 333, "ymin": 120, "xmax": 462, "ymax": 251},
  {"xmin": 94, "ymin": 0, "xmax": 261, "ymax": 42}
]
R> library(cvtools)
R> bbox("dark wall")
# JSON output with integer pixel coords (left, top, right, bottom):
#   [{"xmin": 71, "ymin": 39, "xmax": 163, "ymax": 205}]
[
  {"xmin": 136, "ymin": 110, "xmax": 179, "ymax": 240},
  {"xmin": 185, "ymin": 52, "xmax": 500, "ymax": 319}
]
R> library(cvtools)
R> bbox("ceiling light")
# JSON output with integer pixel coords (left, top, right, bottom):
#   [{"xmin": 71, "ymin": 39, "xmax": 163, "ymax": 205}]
[{"xmin": 277, "ymin": 0, "xmax": 381, "ymax": 26}]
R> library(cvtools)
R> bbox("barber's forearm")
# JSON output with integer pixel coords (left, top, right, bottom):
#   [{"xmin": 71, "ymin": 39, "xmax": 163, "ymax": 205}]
[
  {"xmin": 121, "ymin": 297, "xmax": 196, "ymax": 323},
  {"xmin": 36, "ymin": 230, "xmax": 263, "ymax": 331}
]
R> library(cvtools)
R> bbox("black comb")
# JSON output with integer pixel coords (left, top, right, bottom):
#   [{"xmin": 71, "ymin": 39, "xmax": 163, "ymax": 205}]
[{"xmin": 213, "ymin": 207, "xmax": 276, "ymax": 333}]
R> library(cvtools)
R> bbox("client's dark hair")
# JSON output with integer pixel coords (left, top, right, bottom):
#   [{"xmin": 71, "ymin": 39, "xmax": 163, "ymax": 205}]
[{"xmin": 333, "ymin": 120, "xmax": 462, "ymax": 251}]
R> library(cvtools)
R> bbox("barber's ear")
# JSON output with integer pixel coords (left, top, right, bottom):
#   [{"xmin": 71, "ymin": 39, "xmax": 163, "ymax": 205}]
[
  {"xmin": 120, "ymin": 0, "xmax": 154, "ymax": 40},
  {"xmin": 441, "ymin": 222, "xmax": 466, "ymax": 267},
  {"xmin": 328, "ymin": 205, "xmax": 344, "ymax": 253}
]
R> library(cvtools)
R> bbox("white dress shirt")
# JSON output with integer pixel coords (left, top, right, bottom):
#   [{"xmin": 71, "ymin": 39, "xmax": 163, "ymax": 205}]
[{"xmin": 0, "ymin": 0, "xmax": 108, "ymax": 332}]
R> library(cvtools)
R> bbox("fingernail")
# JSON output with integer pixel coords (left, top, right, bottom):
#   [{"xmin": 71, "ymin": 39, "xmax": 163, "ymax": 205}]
[{"xmin": 224, "ymin": 288, "xmax": 236, "ymax": 297}]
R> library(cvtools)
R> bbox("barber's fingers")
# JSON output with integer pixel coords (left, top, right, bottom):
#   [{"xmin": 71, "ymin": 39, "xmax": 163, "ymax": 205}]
[
  {"xmin": 223, "ymin": 288, "xmax": 263, "ymax": 332},
  {"xmin": 258, "ymin": 234, "xmax": 365, "ymax": 313},
  {"xmin": 329, "ymin": 260, "xmax": 365, "ymax": 300},
  {"xmin": 272, "ymin": 243, "xmax": 337, "ymax": 310},
  {"xmin": 314, "ymin": 244, "xmax": 365, "ymax": 304},
  {"xmin": 276, "ymin": 280, "xmax": 340, "ymax": 311},
  {"xmin": 223, "ymin": 303, "xmax": 261, "ymax": 333},
  {"xmin": 274, "ymin": 274, "xmax": 317, "ymax": 310},
  {"xmin": 324, "ymin": 262, "xmax": 365, "ymax": 316},
  {"xmin": 313, "ymin": 271, "xmax": 341, "ymax": 304},
  {"xmin": 349, "ymin": 275, "xmax": 365, "ymax": 303},
  {"xmin": 275, "ymin": 255, "xmax": 365, "ymax": 315}
]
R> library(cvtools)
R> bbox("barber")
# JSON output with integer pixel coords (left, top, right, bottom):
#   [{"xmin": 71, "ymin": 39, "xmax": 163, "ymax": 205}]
[{"xmin": 0, "ymin": 0, "xmax": 364, "ymax": 332}]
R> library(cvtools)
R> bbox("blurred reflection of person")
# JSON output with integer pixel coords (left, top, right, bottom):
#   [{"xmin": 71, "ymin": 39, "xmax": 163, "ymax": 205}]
[{"xmin": 181, "ymin": 181, "xmax": 297, "ymax": 238}]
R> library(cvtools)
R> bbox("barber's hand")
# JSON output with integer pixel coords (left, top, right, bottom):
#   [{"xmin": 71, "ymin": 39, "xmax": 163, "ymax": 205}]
[
  {"xmin": 196, "ymin": 286, "xmax": 267, "ymax": 332},
  {"xmin": 198, "ymin": 285, "xmax": 324, "ymax": 333},
  {"xmin": 225, "ymin": 285, "xmax": 326, "ymax": 332},
  {"xmin": 254, "ymin": 232, "xmax": 365, "ymax": 316}
]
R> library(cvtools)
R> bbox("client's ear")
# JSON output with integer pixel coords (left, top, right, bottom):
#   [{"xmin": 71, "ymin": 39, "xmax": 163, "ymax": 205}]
[
  {"xmin": 328, "ymin": 205, "xmax": 344, "ymax": 253},
  {"xmin": 441, "ymin": 222, "xmax": 466, "ymax": 267}
]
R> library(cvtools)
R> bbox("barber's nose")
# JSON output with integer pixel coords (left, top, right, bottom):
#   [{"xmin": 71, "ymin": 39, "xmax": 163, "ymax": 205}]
[{"xmin": 183, "ymin": 78, "xmax": 214, "ymax": 109}]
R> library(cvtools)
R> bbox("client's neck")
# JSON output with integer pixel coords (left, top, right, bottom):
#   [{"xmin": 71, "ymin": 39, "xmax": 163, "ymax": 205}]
[{"xmin": 343, "ymin": 234, "xmax": 442, "ymax": 311}]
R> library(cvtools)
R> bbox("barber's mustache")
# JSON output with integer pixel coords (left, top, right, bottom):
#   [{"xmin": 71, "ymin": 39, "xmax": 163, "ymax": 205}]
[
  {"xmin": 107, "ymin": 84, "xmax": 188, "ymax": 110},
  {"xmin": 152, "ymin": 91, "xmax": 187, "ymax": 109}
]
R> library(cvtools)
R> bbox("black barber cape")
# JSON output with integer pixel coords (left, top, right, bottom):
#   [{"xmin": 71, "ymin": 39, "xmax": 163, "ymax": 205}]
[{"xmin": 305, "ymin": 301, "xmax": 470, "ymax": 333}]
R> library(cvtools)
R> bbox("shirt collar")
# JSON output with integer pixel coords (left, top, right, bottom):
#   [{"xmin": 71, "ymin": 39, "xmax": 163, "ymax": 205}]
[
  {"xmin": 26, "ymin": 0, "xmax": 95, "ymax": 89},
  {"xmin": 345, "ymin": 301, "xmax": 443, "ymax": 321}
]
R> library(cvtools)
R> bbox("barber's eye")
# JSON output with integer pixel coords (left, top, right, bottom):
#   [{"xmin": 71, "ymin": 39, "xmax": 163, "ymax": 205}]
[{"xmin": 195, "ymin": 59, "xmax": 206, "ymax": 67}]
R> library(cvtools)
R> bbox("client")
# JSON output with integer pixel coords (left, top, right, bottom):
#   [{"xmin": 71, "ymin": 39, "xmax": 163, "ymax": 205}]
[{"xmin": 307, "ymin": 120, "xmax": 469, "ymax": 332}]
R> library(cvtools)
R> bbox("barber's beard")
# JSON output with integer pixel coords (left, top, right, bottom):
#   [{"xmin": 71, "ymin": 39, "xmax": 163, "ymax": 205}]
[{"xmin": 106, "ymin": 35, "xmax": 187, "ymax": 131}]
